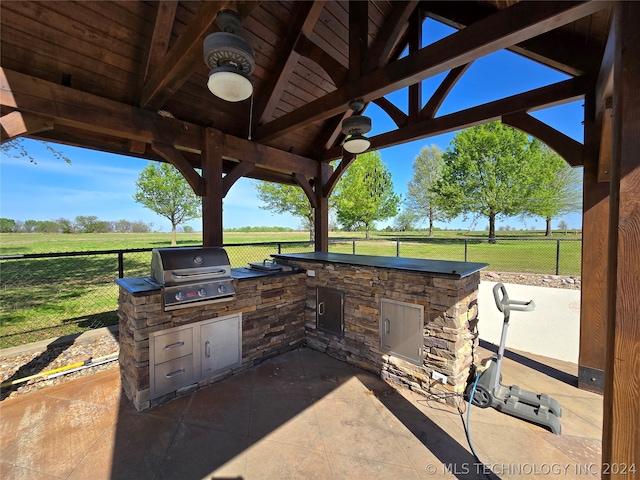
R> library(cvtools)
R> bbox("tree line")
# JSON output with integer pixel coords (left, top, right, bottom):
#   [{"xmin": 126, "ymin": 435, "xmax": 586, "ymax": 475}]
[
  {"xmin": 256, "ymin": 121, "xmax": 582, "ymax": 243},
  {"xmin": 0, "ymin": 216, "xmax": 155, "ymax": 234}
]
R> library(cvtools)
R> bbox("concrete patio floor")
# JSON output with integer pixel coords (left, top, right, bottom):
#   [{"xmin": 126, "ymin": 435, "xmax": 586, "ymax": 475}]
[{"xmin": 0, "ymin": 345, "xmax": 602, "ymax": 480}]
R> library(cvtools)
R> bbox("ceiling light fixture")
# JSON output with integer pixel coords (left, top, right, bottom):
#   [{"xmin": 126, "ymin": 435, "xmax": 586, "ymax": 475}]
[
  {"xmin": 203, "ymin": 10, "xmax": 255, "ymax": 102},
  {"xmin": 342, "ymin": 100, "xmax": 372, "ymax": 154}
]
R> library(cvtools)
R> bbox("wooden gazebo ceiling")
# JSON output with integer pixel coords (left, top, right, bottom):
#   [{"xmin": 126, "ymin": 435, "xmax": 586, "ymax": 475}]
[{"xmin": 0, "ymin": 1, "xmax": 612, "ymax": 184}]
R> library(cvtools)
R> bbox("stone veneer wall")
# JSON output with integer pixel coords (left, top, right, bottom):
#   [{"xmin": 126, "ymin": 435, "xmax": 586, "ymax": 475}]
[
  {"xmin": 118, "ymin": 273, "xmax": 306, "ymax": 410},
  {"xmin": 282, "ymin": 260, "xmax": 480, "ymax": 404}
]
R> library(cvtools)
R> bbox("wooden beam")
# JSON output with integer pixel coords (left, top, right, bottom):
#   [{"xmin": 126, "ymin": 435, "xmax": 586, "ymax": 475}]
[
  {"xmin": 129, "ymin": 140, "xmax": 147, "ymax": 154},
  {"xmin": 202, "ymin": 128, "xmax": 224, "ymax": 247},
  {"xmin": 323, "ymin": 153, "xmax": 355, "ymax": 198},
  {"xmin": 578, "ymin": 91, "xmax": 608, "ymax": 394},
  {"xmin": 408, "ymin": 8, "xmax": 422, "ymax": 121},
  {"xmin": 222, "ymin": 160, "xmax": 254, "ymax": 197},
  {"xmin": 349, "ymin": 0, "xmax": 368, "ymax": 82},
  {"xmin": 314, "ymin": 162, "xmax": 332, "ymax": 252},
  {"xmin": 502, "ymin": 112, "xmax": 584, "ymax": 167},
  {"xmin": 0, "ymin": 69, "xmax": 318, "ymax": 177},
  {"xmin": 598, "ymin": 106, "xmax": 612, "ymax": 182},
  {"xmin": 372, "ymin": 97, "xmax": 407, "ymax": 128},
  {"xmin": 603, "ymin": 3, "xmax": 640, "ymax": 473},
  {"xmin": 0, "ymin": 111, "xmax": 53, "ymax": 141},
  {"xmin": 255, "ymin": 1, "xmax": 324, "ymax": 124},
  {"xmin": 294, "ymin": 173, "xmax": 318, "ymax": 209},
  {"xmin": 256, "ymin": 1, "xmax": 607, "ymax": 143},
  {"xmin": 322, "ymin": 76, "xmax": 589, "ymax": 160},
  {"xmin": 420, "ymin": 63, "xmax": 472, "ymax": 120},
  {"xmin": 142, "ymin": 1, "xmax": 178, "ymax": 84},
  {"xmin": 364, "ymin": 1, "xmax": 418, "ymax": 73},
  {"xmin": 596, "ymin": 10, "xmax": 615, "ymax": 115},
  {"xmin": 151, "ymin": 141, "xmax": 205, "ymax": 196},
  {"xmin": 140, "ymin": 2, "xmax": 257, "ymax": 110},
  {"xmin": 294, "ymin": 35, "xmax": 348, "ymax": 87}
]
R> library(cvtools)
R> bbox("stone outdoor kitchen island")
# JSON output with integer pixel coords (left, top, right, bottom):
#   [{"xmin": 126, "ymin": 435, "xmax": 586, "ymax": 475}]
[{"xmin": 117, "ymin": 252, "xmax": 487, "ymax": 410}]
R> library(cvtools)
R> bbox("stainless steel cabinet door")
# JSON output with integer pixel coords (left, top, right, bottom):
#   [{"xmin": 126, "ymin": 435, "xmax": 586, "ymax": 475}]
[
  {"xmin": 200, "ymin": 314, "xmax": 241, "ymax": 376},
  {"xmin": 380, "ymin": 299, "xmax": 423, "ymax": 365},
  {"xmin": 317, "ymin": 287, "xmax": 344, "ymax": 335}
]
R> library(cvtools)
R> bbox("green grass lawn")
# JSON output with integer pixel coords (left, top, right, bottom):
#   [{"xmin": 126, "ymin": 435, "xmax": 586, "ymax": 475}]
[{"xmin": 0, "ymin": 231, "xmax": 581, "ymax": 348}]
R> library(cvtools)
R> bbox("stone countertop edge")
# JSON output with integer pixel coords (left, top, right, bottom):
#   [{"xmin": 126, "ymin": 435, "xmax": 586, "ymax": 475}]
[
  {"xmin": 272, "ymin": 252, "xmax": 488, "ymax": 279},
  {"xmin": 115, "ymin": 267, "xmax": 304, "ymax": 295}
]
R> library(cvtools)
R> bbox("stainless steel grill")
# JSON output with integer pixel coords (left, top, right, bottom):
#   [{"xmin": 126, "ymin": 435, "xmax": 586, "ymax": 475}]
[{"xmin": 150, "ymin": 247, "xmax": 235, "ymax": 310}]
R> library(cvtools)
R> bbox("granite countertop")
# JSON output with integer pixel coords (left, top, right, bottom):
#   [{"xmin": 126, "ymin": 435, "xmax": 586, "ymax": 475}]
[
  {"xmin": 272, "ymin": 252, "xmax": 488, "ymax": 278},
  {"xmin": 116, "ymin": 266, "xmax": 303, "ymax": 295}
]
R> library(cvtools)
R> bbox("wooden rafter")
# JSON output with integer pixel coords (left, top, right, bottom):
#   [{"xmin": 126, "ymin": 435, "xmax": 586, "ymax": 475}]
[
  {"xmin": 349, "ymin": 0, "xmax": 368, "ymax": 82},
  {"xmin": 420, "ymin": 63, "xmax": 472, "ymax": 120},
  {"xmin": 322, "ymin": 76, "xmax": 590, "ymax": 161},
  {"xmin": 255, "ymin": 1, "xmax": 324, "ymax": 125},
  {"xmin": 151, "ymin": 141, "xmax": 205, "ymax": 196},
  {"xmin": 140, "ymin": 1, "xmax": 256, "ymax": 110},
  {"xmin": 502, "ymin": 111, "xmax": 584, "ymax": 167},
  {"xmin": 363, "ymin": 1, "xmax": 418, "ymax": 73},
  {"xmin": 0, "ymin": 111, "xmax": 53, "ymax": 141},
  {"xmin": 294, "ymin": 35, "xmax": 348, "ymax": 87},
  {"xmin": 255, "ymin": 1, "xmax": 607, "ymax": 143},
  {"xmin": 141, "ymin": 1, "xmax": 178, "ymax": 84},
  {"xmin": 408, "ymin": 8, "xmax": 423, "ymax": 121}
]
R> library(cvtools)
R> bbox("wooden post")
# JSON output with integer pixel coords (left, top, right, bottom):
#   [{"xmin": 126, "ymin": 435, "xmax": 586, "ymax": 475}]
[
  {"xmin": 578, "ymin": 92, "xmax": 609, "ymax": 393},
  {"xmin": 314, "ymin": 162, "xmax": 331, "ymax": 252},
  {"xmin": 202, "ymin": 128, "xmax": 223, "ymax": 247},
  {"xmin": 603, "ymin": 2, "xmax": 640, "ymax": 474}
]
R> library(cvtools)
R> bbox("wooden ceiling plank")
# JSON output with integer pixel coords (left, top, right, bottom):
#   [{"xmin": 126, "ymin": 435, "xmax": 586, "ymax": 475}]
[
  {"xmin": 256, "ymin": 1, "xmax": 607, "ymax": 143},
  {"xmin": 420, "ymin": 63, "xmax": 472, "ymax": 120},
  {"xmin": 322, "ymin": 75, "xmax": 589, "ymax": 160},
  {"xmin": 151, "ymin": 141, "xmax": 205, "ymax": 196},
  {"xmin": 142, "ymin": 1, "xmax": 179, "ymax": 84},
  {"xmin": 141, "ymin": 1, "xmax": 257, "ymax": 110},
  {"xmin": 502, "ymin": 111, "xmax": 584, "ymax": 167},
  {"xmin": 256, "ymin": 1, "xmax": 324, "ymax": 125},
  {"xmin": 364, "ymin": 1, "xmax": 418, "ymax": 73},
  {"xmin": 1, "ymin": 68, "xmax": 318, "ymax": 177},
  {"xmin": 0, "ymin": 111, "xmax": 53, "ymax": 141}
]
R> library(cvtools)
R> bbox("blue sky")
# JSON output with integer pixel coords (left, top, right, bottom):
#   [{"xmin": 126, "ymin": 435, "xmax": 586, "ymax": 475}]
[{"xmin": 0, "ymin": 18, "xmax": 583, "ymax": 233}]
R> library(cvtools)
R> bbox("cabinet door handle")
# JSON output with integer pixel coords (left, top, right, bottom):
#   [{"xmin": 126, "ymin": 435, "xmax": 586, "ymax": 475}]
[
  {"xmin": 165, "ymin": 368, "xmax": 185, "ymax": 379},
  {"xmin": 164, "ymin": 341, "xmax": 184, "ymax": 350},
  {"xmin": 384, "ymin": 318, "xmax": 390, "ymax": 334},
  {"xmin": 205, "ymin": 340, "xmax": 211, "ymax": 358},
  {"xmin": 318, "ymin": 301, "xmax": 325, "ymax": 316}
]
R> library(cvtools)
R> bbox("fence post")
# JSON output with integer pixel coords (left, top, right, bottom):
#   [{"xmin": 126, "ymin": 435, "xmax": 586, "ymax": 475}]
[
  {"xmin": 278, "ymin": 243, "xmax": 282, "ymax": 254},
  {"xmin": 464, "ymin": 239, "xmax": 468, "ymax": 262},
  {"xmin": 118, "ymin": 251, "xmax": 124, "ymax": 278},
  {"xmin": 555, "ymin": 240, "xmax": 561, "ymax": 275},
  {"xmin": 396, "ymin": 239, "xmax": 400, "ymax": 257},
  {"xmin": 352, "ymin": 240, "xmax": 356, "ymax": 254}
]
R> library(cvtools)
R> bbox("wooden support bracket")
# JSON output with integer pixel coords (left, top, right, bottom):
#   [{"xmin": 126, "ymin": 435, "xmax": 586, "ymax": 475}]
[
  {"xmin": 151, "ymin": 141, "xmax": 205, "ymax": 196},
  {"xmin": 294, "ymin": 173, "xmax": 318, "ymax": 209},
  {"xmin": 222, "ymin": 161, "xmax": 255, "ymax": 197}
]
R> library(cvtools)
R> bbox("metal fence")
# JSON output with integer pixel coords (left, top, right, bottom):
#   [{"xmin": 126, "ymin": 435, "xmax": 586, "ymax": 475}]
[{"xmin": 0, "ymin": 237, "xmax": 580, "ymax": 349}]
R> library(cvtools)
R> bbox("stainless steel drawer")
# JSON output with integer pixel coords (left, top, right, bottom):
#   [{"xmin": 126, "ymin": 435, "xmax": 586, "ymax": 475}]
[
  {"xmin": 153, "ymin": 355, "xmax": 195, "ymax": 397},
  {"xmin": 153, "ymin": 327, "xmax": 193, "ymax": 364}
]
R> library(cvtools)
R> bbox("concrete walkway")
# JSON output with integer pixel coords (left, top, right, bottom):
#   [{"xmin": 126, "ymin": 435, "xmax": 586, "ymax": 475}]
[{"xmin": 478, "ymin": 283, "xmax": 581, "ymax": 364}]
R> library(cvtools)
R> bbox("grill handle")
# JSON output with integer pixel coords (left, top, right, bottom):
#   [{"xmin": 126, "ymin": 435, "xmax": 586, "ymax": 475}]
[{"xmin": 171, "ymin": 269, "xmax": 227, "ymax": 279}]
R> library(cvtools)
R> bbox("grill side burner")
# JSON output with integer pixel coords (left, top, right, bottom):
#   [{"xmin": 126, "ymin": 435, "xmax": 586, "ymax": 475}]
[{"xmin": 150, "ymin": 247, "xmax": 235, "ymax": 310}]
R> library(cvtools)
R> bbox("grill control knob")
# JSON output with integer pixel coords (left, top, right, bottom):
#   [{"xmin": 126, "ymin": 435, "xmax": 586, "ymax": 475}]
[
  {"xmin": 217, "ymin": 285, "xmax": 227, "ymax": 294},
  {"xmin": 198, "ymin": 288, "xmax": 207, "ymax": 297},
  {"xmin": 175, "ymin": 291, "xmax": 186, "ymax": 301}
]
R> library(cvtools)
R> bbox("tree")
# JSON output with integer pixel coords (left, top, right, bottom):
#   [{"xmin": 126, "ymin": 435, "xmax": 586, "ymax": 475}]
[
  {"xmin": 133, "ymin": 162, "xmax": 202, "ymax": 245},
  {"xmin": 522, "ymin": 143, "xmax": 582, "ymax": 236},
  {"xmin": 1, "ymin": 138, "xmax": 71, "ymax": 165},
  {"xmin": 558, "ymin": 220, "xmax": 569, "ymax": 234},
  {"xmin": 432, "ymin": 122, "xmax": 543, "ymax": 243},
  {"xmin": 393, "ymin": 209, "xmax": 418, "ymax": 232},
  {"xmin": 406, "ymin": 145, "xmax": 446, "ymax": 236},
  {"xmin": 255, "ymin": 182, "xmax": 315, "ymax": 240},
  {"xmin": 0, "ymin": 218, "xmax": 16, "ymax": 233},
  {"xmin": 333, "ymin": 151, "xmax": 400, "ymax": 239}
]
